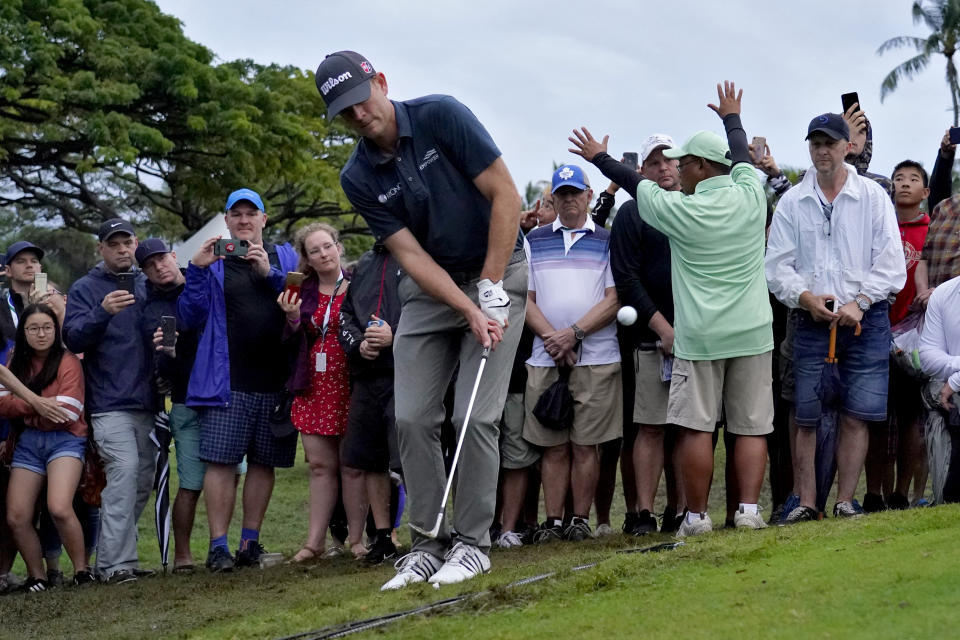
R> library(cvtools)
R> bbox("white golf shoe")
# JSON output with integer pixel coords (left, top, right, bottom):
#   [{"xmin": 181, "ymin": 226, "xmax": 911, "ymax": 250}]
[
  {"xmin": 428, "ymin": 542, "xmax": 490, "ymax": 586},
  {"xmin": 676, "ymin": 512, "xmax": 713, "ymax": 538},
  {"xmin": 380, "ymin": 551, "xmax": 443, "ymax": 591},
  {"xmin": 734, "ymin": 507, "xmax": 768, "ymax": 530}
]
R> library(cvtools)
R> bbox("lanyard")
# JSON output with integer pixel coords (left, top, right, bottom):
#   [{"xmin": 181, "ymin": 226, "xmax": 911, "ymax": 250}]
[
  {"xmin": 313, "ymin": 274, "xmax": 344, "ymax": 350},
  {"xmin": 374, "ymin": 256, "xmax": 388, "ymax": 318},
  {"xmin": 6, "ymin": 292, "xmax": 17, "ymax": 328}
]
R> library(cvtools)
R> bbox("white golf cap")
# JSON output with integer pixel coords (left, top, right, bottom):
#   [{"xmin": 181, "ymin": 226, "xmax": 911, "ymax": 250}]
[{"xmin": 640, "ymin": 133, "xmax": 676, "ymax": 163}]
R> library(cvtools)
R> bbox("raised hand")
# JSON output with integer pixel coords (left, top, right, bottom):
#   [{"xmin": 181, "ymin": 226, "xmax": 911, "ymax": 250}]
[
  {"xmin": 568, "ymin": 127, "xmax": 609, "ymax": 162},
  {"xmin": 707, "ymin": 81, "xmax": 742, "ymax": 119}
]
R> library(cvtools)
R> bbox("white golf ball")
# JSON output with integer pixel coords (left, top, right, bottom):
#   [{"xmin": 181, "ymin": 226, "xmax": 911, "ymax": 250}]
[{"xmin": 617, "ymin": 305, "xmax": 638, "ymax": 326}]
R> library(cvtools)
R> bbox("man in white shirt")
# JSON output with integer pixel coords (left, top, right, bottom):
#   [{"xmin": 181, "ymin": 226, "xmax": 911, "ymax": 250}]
[
  {"xmin": 918, "ymin": 275, "xmax": 960, "ymax": 409},
  {"xmin": 766, "ymin": 113, "xmax": 906, "ymax": 521},
  {"xmin": 523, "ymin": 164, "xmax": 620, "ymax": 543}
]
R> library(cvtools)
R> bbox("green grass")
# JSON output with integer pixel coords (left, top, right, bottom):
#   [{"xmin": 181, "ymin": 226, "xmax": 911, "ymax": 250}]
[{"xmin": 1, "ymin": 442, "xmax": 957, "ymax": 639}]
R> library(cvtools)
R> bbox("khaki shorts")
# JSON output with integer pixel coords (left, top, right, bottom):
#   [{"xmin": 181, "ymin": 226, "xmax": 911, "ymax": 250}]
[
  {"xmin": 500, "ymin": 392, "xmax": 540, "ymax": 469},
  {"xmin": 633, "ymin": 349, "xmax": 670, "ymax": 425},
  {"xmin": 523, "ymin": 363, "xmax": 622, "ymax": 447},
  {"xmin": 666, "ymin": 352, "xmax": 774, "ymax": 436}
]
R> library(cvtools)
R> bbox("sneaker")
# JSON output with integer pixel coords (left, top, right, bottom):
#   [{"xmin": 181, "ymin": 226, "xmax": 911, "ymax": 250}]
[
  {"xmin": 495, "ymin": 531, "xmax": 523, "ymax": 549},
  {"xmin": 106, "ymin": 569, "xmax": 137, "ymax": 585},
  {"xmin": 72, "ymin": 570, "xmax": 96, "ymax": 587},
  {"xmin": 886, "ymin": 492, "xmax": 909, "ymax": 510},
  {"xmin": 532, "ymin": 520, "xmax": 564, "ymax": 544},
  {"xmin": 776, "ymin": 493, "xmax": 801, "ymax": 525},
  {"xmin": 46, "ymin": 569, "xmax": 63, "ymax": 588},
  {"xmin": 428, "ymin": 542, "xmax": 490, "ymax": 586},
  {"xmin": 205, "ymin": 546, "xmax": 235, "ymax": 573},
  {"xmin": 364, "ymin": 536, "xmax": 398, "ymax": 566},
  {"xmin": 659, "ymin": 506, "xmax": 682, "ymax": 534},
  {"xmin": 380, "ymin": 551, "xmax": 443, "ymax": 591},
  {"xmin": 632, "ymin": 510, "xmax": 658, "ymax": 536},
  {"xmin": 0, "ymin": 573, "xmax": 23, "ymax": 594},
  {"xmin": 133, "ymin": 568, "xmax": 156, "ymax": 579},
  {"xmin": 622, "ymin": 512, "xmax": 639, "ymax": 534},
  {"xmin": 19, "ymin": 577, "xmax": 50, "ymax": 593},
  {"xmin": 519, "ymin": 522, "xmax": 539, "ymax": 545},
  {"xmin": 912, "ymin": 498, "xmax": 931, "ymax": 508},
  {"xmin": 235, "ymin": 540, "xmax": 266, "ymax": 568},
  {"xmin": 833, "ymin": 500, "xmax": 864, "ymax": 519},
  {"xmin": 862, "ymin": 492, "xmax": 886, "ymax": 513},
  {"xmin": 563, "ymin": 517, "xmax": 593, "ymax": 541},
  {"xmin": 676, "ymin": 512, "xmax": 713, "ymax": 537},
  {"xmin": 733, "ymin": 507, "xmax": 768, "ymax": 530},
  {"xmin": 782, "ymin": 505, "xmax": 819, "ymax": 525},
  {"xmin": 594, "ymin": 523, "xmax": 614, "ymax": 537}
]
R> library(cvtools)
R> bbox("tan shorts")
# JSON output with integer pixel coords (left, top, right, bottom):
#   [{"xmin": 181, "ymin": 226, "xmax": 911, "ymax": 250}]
[
  {"xmin": 499, "ymin": 392, "xmax": 540, "ymax": 469},
  {"xmin": 523, "ymin": 363, "xmax": 622, "ymax": 447},
  {"xmin": 633, "ymin": 349, "xmax": 670, "ymax": 425},
  {"xmin": 666, "ymin": 352, "xmax": 774, "ymax": 436}
]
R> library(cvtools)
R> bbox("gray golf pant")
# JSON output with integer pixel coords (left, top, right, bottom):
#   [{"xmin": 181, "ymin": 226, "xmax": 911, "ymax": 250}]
[
  {"xmin": 91, "ymin": 410, "xmax": 157, "ymax": 577},
  {"xmin": 394, "ymin": 256, "xmax": 527, "ymax": 558}
]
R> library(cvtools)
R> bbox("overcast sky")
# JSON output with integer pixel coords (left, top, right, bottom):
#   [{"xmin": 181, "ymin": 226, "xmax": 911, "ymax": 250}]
[{"xmin": 155, "ymin": 0, "xmax": 951, "ymax": 206}]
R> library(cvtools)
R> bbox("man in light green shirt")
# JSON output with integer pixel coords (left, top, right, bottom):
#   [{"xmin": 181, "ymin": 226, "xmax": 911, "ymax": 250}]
[{"xmin": 569, "ymin": 81, "xmax": 774, "ymax": 537}]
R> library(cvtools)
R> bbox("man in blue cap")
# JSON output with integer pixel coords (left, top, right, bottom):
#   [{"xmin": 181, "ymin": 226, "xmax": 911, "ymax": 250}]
[
  {"xmin": 316, "ymin": 51, "xmax": 526, "ymax": 589},
  {"xmin": 523, "ymin": 164, "xmax": 621, "ymax": 544},
  {"xmin": 178, "ymin": 188, "xmax": 298, "ymax": 572}
]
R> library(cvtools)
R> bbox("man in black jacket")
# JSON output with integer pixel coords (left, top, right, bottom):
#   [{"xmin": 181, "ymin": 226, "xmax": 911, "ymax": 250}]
[{"xmin": 338, "ymin": 243, "xmax": 402, "ymax": 565}]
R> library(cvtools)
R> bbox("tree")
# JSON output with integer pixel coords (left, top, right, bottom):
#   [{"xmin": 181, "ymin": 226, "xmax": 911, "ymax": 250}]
[
  {"xmin": 878, "ymin": 0, "xmax": 960, "ymax": 126},
  {"xmin": 0, "ymin": 0, "xmax": 358, "ymax": 241}
]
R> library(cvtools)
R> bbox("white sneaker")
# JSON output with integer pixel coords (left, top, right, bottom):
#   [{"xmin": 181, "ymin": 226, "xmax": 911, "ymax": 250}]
[
  {"xmin": 380, "ymin": 551, "xmax": 443, "ymax": 591},
  {"xmin": 594, "ymin": 523, "xmax": 614, "ymax": 537},
  {"xmin": 733, "ymin": 507, "xmax": 768, "ymax": 530},
  {"xmin": 676, "ymin": 512, "xmax": 713, "ymax": 537},
  {"xmin": 428, "ymin": 542, "xmax": 490, "ymax": 586},
  {"xmin": 495, "ymin": 531, "xmax": 523, "ymax": 548}
]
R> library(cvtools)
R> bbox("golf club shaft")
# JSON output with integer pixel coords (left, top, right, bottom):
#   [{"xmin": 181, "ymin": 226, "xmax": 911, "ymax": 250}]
[{"xmin": 416, "ymin": 345, "xmax": 491, "ymax": 538}]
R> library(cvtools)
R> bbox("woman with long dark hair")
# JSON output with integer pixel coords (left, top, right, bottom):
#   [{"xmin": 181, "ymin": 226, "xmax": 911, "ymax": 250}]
[{"xmin": 0, "ymin": 304, "xmax": 94, "ymax": 591}]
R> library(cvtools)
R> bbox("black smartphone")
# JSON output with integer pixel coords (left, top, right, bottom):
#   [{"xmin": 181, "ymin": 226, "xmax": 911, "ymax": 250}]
[
  {"xmin": 213, "ymin": 238, "xmax": 249, "ymax": 257},
  {"xmin": 841, "ymin": 92, "xmax": 860, "ymax": 114},
  {"xmin": 950, "ymin": 127, "xmax": 960, "ymax": 145},
  {"xmin": 115, "ymin": 272, "xmax": 135, "ymax": 293},
  {"xmin": 160, "ymin": 315, "xmax": 177, "ymax": 348},
  {"xmin": 623, "ymin": 152, "xmax": 639, "ymax": 170}
]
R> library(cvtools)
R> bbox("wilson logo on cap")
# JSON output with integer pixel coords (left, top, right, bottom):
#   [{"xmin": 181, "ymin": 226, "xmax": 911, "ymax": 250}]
[{"xmin": 319, "ymin": 72, "xmax": 353, "ymax": 96}]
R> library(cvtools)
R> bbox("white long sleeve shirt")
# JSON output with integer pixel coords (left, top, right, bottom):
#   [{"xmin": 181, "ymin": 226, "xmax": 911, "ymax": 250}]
[
  {"xmin": 765, "ymin": 164, "xmax": 906, "ymax": 308},
  {"xmin": 918, "ymin": 275, "xmax": 960, "ymax": 391}
]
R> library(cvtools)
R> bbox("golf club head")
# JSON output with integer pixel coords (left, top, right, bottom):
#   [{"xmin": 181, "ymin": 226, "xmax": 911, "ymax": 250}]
[{"xmin": 409, "ymin": 513, "xmax": 444, "ymax": 539}]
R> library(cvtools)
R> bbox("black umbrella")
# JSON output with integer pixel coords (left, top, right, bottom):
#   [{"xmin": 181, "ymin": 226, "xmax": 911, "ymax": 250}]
[{"xmin": 152, "ymin": 409, "xmax": 172, "ymax": 571}]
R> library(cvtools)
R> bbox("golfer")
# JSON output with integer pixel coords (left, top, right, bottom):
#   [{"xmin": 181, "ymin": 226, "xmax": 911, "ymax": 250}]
[{"xmin": 315, "ymin": 51, "xmax": 527, "ymax": 589}]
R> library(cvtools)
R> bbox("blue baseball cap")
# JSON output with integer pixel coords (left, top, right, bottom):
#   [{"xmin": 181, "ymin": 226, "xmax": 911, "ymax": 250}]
[
  {"xmin": 552, "ymin": 165, "xmax": 589, "ymax": 193},
  {"xmin": 4, "ymin": 240, "xmax": 44, "ymax": 266},
  {"xmin": 225, "ymin": 188, "xmax": 265, "ymax": 212},
  {"xmin": 135, "ymin": 237, "xmax": 170, "ymax": 266},
  {"xmin": 806, "ymin": 113, "xmax": 849, "ymax": 141}
]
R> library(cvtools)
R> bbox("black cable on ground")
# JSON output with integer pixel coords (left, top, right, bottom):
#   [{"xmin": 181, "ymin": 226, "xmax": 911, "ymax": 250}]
[{"xmin": 275, "ymin": 541, "xmax": 684, "ymax": 640}]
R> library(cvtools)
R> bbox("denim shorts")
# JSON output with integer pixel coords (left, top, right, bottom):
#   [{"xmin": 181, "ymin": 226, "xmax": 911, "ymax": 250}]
[
  {"xmin": 793, "ymin": 302, "xmax": 891, "ymax": 428},
  {"xmin": 12, "ymin": 428, "xmax": 87, "ymax": 475}
]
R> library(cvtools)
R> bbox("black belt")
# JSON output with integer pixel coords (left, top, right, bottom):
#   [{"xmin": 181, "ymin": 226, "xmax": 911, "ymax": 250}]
[{"xmin": 447, "ymin": 249, "xmax": 526, "ymax": 285}]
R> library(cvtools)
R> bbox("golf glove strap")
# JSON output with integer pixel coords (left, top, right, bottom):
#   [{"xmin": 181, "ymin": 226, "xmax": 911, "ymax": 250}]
[{"xmin": 477, "ymin": 278, "xmax": 510, "ymax": 327}]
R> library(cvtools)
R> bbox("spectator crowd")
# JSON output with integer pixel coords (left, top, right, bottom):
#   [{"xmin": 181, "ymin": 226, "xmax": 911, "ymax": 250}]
[{"xmin": 2, "ymin": 51, "xmax": 960, "ymax": 595}]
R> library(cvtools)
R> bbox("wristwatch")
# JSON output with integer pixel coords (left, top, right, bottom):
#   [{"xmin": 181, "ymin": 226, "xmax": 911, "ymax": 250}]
[
  {"xmin": 854, "ymin": 293, "xmax": 871, "ymax": 312},
  {"xmin": 571, "ymin": 324, "xmax": 585, "ymax": 341}
]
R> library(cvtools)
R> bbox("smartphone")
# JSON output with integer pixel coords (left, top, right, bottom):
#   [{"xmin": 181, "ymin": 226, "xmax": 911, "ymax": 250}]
[
  {"xmin": 623, "ymin": 152, "xmax": 639, "ymax": 170},
  {"xmin": 115, "ymin": 272, "xmax": 135, "ymax": 293},
  {"xmin": 213, "ymin": 238, "xmax": 249, "ymax": 257},
  {"xmin": 284, "ymin": 271, "xmax": 305, "ymax": 297},
  {"xmin": 34, "ymin": 272, "xmax": 47, "ymax": 294},
  {"xmin": 750, "ymin": 136, "xmax": 766, "ymax": 164},
  {"xmin": 160, "ymin": 315, "xmax": 177, "ymax": 348},
  {"xmin": 950, "ymin": 127, "xmax": 960, "ymax": 145},
  {"xmin": 841, "ymin": 92, "xmax": 860, "ymax": 114}
]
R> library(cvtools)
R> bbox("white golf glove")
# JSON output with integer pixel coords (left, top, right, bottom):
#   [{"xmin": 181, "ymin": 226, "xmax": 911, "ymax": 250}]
[{"xmin": 477, "ymin": 278, "xmax": 510, "ymax": 327}]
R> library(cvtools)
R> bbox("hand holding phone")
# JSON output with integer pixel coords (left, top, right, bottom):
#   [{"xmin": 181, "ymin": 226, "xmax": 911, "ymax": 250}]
[
  {"xmin": 841, "ymin": 92, "xmax": 860, "ymax": 115},
  {"xmin": 115, "ymin": 272, "xmax": 135, "ymax": 293},
  {"xmin": 160, "ymin": 315, "xmax": 177, "ymax": 348},
  {"xmin": 622, "ymin": 152, "xmax": 639, "ymax": 170},
  {"xmin": 750, "ymin": 137, "xmax": 767, "ymax": 164},
  {"xmin": 285, "ymin": 271, "xmax": 305, "ymax": 297},
  {"xmin": 949, "ymin": 127, "xmax": 960, "ymax": 145},
  {"xmin": 34, "ymin": 272, "xmax": 48, "ymax": 295},
  {"xmin": 213, "ymin": 239, "xmax": 250, "ymax": 257}
]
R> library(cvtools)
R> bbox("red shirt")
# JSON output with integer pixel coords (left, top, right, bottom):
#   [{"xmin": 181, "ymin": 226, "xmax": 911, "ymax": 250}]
[{"xmin": 890, "ymin": 212, "xmax": 930, "ymax": 326}]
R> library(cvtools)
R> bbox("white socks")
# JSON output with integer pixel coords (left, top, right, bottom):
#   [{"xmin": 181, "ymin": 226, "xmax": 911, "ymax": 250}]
[{"xmin": 739, "ymin": 503, "xmax": 759, "ymax": 515}]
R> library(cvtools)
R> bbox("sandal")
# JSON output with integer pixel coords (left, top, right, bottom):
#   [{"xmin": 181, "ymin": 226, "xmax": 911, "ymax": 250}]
[{"xmin": 289, "ymin": 545, "xmax": 321, "ymax": 564}]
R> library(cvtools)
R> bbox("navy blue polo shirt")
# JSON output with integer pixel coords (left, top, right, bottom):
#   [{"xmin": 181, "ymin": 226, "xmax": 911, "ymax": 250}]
[{"xmin": 340, "ymin": 95, "xmax": 523, "ymax": 272}]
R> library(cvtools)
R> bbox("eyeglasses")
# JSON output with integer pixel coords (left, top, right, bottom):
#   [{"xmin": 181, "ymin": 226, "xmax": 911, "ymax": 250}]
[
  {"xmin": 25, "ymin": 325, "xmax": 55, "ymax": 335},
  {"xmin": 677, "ymin": 159, "xmax": 699, "ymax": 171}
]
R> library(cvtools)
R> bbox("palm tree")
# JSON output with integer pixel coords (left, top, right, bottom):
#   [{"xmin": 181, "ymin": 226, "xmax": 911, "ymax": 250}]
[{"xmin": 878, "ymin": 0, "xmax": 960, "ymax": 125}]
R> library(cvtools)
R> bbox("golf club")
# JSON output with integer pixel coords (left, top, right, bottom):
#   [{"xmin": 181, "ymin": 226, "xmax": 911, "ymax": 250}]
[{"xmin": 409, "ymin": 344, "xmax": 491, "ymax": 539}]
